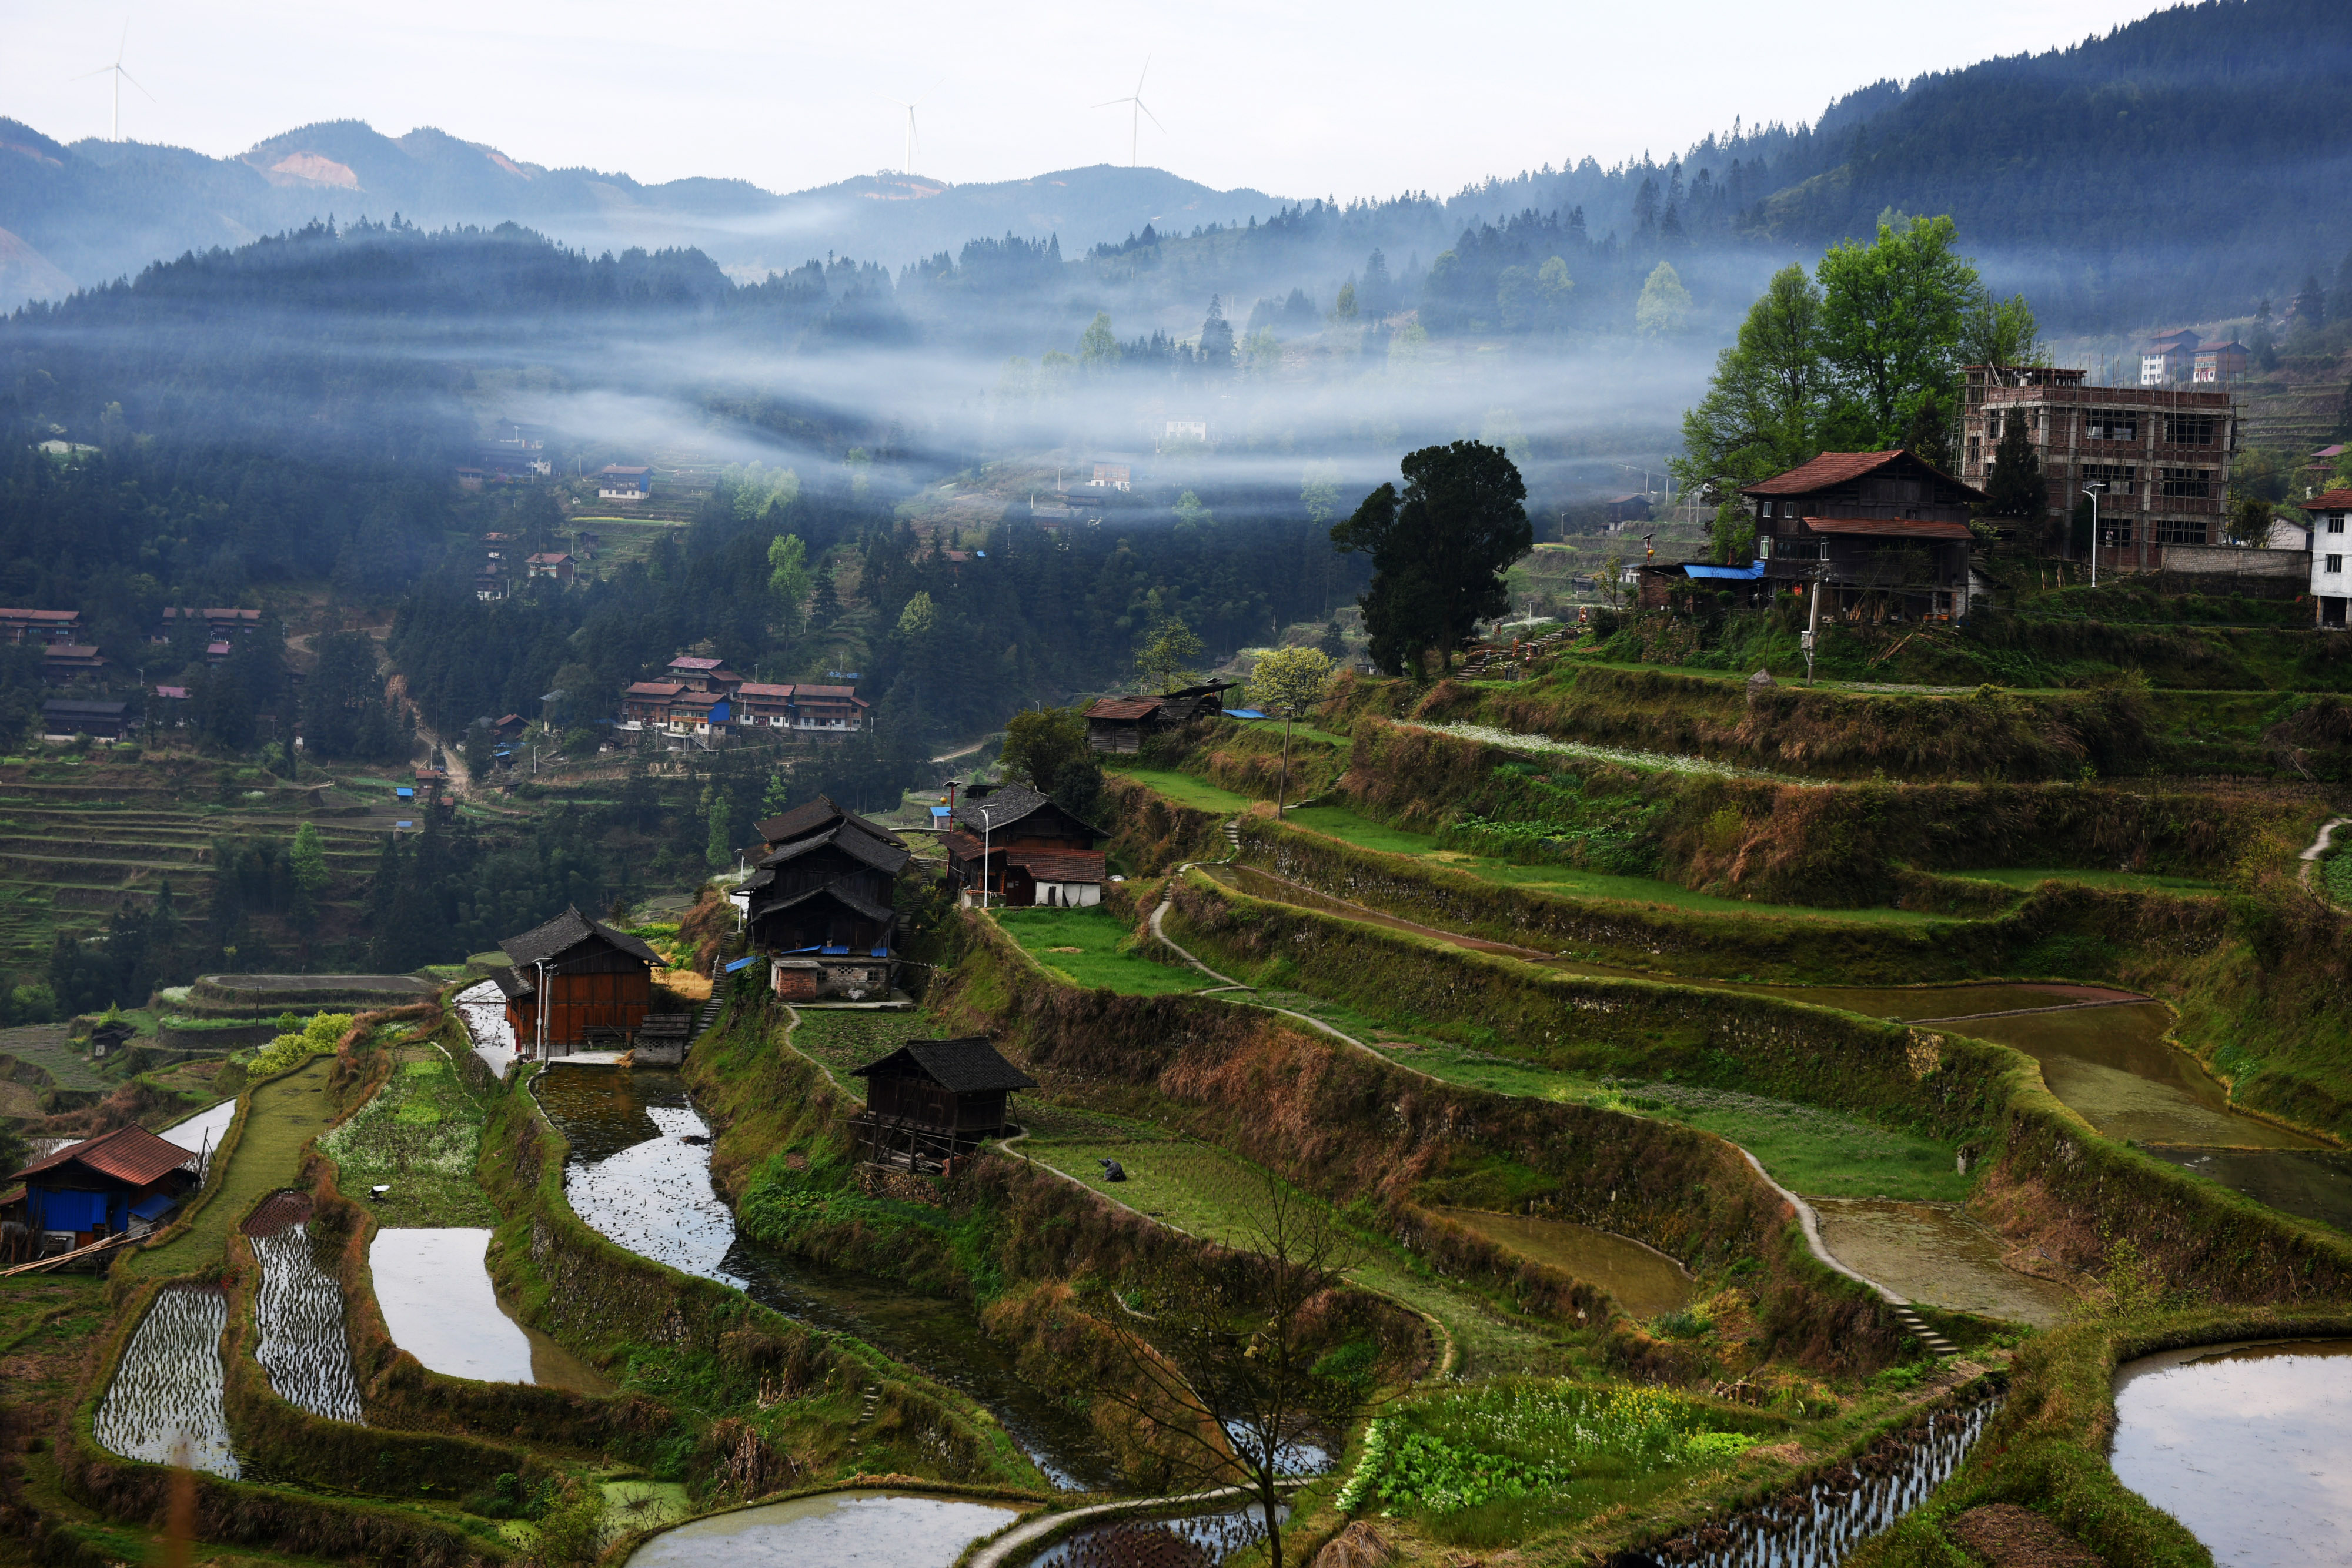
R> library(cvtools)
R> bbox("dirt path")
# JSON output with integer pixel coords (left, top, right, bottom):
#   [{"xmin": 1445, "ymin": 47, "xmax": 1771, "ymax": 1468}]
[{"xmin": 2298, "ymin": 815, "xmax": 2352, "ymax": 894}]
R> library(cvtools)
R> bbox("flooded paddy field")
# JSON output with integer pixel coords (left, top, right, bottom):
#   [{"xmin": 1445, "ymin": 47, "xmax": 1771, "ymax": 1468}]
[
  {"xmin": 534, "ymin": 1064, "xmax": 1122, "ymax": 1491},
  {"xmin": 1427, "ymin": 1206, "xmax": 1693, "ymax": 1319},
  {"xmin": 1027, "ymin": 1500, "xmax": 1288, "ymax": 1568},
  {"xmin": 1808, "ymin": 1201, "xmax": 2071, "ymax": 1327},
  {"xmin": 91, "ymin": 1283, "xmax": 239, "ymax": 1476},
  {"xmin": 625, "ymin": 1489, "xmax": 1024, "ymax": 1567},
  {"xmin": 2112, "ymin": 1338, "xmax": 2352, "ymax": 1567},
  {"xmin": 245, "ymin": 1191, "xmax": 363, "ymax": 1424},
  {"xmin": 370, "ymin": 1226, "xmax": 610, "ymax": 1391}
]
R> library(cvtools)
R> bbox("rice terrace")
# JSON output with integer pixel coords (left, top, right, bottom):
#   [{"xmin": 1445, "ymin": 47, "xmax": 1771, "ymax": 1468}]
[{"xmin": 9, "ymin": 0, "xmax": 2352, "ymax": 1563}]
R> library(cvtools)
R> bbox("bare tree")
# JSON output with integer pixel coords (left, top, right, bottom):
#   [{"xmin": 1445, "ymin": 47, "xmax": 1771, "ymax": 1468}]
[{"xmin": 1085, "ymin": 1174, "xmax": 1371, "ymax": 1568}]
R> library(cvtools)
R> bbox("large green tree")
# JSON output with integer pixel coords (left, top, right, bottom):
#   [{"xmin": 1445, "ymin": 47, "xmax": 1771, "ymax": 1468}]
[
  {"xmin": 1816, "ymin": 214, "xmax": 1985, "ymax": 447},
  {"xmin": 1332, "ymin": 442, "xmax": 1532, "ymax": 677},
  {"xmin": 1672, "ymin": 265, "xmax": 1851, "ymax": 494}
]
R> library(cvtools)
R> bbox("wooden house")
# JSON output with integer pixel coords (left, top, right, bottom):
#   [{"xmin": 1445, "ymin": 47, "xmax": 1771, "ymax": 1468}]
[
  {"xmin": 497, "ymin": 905, "xmax": 663, "ymax": 1051},
  {"xmin": 6, "ymin": 1124, "xmax": 199, "ymax": 1259},
  {"xmin": 939, "ymin": 783, "xmax": 1107, "ymax": 906},
  {"xmin": 0, "ymin": 609, "xmax": 82, "ymax": 646},
  {"xmin": 41, "ymin": 699, "xmax": 128, "ymax": 740},
  {"xmin": 1082, "ymin": 681, "xmax": 1235, "ymax": 753},
  {"xmin": 848, "ymin": 1037, "xmax": 1037, "ymax": 1169},
  {"xmin": 743, "ymin": 796, "xmax": 910, "ymax": 998},
  {"xmin": 1741, "ymin": 450, "xmax": 1983, "ymax": 621}
]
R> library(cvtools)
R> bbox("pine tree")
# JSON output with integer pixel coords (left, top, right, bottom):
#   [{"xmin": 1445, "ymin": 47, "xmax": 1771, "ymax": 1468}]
[{"xmin": 1984, "ymin": 413, "xmax": 2045, "ymax": 526}]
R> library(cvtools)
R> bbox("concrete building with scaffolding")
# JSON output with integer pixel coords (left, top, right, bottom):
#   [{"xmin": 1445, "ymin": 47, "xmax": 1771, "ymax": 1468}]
[{"xmin": 1957, "ymin": 365, "xmax": 2234, "ymax": 573}]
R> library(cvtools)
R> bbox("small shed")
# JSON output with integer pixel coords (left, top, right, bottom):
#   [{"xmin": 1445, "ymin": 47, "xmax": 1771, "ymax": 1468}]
[
  {"xmin": 848, "ymin": 1037, "xmax": 1038, "ymax": 1170},
  {"xmin": 7, "ymin": 1124, "xmax": 199, "ymax": 1258}
]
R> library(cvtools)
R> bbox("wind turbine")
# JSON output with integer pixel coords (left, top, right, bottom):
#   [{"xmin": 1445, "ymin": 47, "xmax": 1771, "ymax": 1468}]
[
  {"xmin": 1094, "ymin": 55, "xmax": 1164, "ymax": 168},
  {"xmin": 876, "ymin": 82, "xmax": 940, "ymax": 176},
  {"xmin": 78, "ymin": 22, "xmax": 155, "ymax": 143}
]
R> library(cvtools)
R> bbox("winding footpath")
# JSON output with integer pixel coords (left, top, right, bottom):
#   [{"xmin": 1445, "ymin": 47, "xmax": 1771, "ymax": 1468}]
[{"xmin": 2299, "ymin": 815, "xmax": 2352, "ymax": 898}]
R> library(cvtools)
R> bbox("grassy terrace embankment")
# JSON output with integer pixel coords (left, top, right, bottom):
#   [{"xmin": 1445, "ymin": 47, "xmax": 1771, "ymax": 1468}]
[{"xmin": 1330, "ymin": 656, "xmax": 2352, "ymax": 782}]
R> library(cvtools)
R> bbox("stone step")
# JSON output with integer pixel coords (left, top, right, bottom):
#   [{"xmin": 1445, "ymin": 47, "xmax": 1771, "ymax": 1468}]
[{"xmin": 1891, "ymin": 1306, "xmax": 1960, "ymax": 1358}]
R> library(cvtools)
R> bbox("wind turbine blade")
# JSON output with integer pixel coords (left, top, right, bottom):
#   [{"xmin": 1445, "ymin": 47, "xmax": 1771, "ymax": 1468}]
[
  {"xmin": 1138, "ymin": 100, "xmax": 1167, "ymax": 133},
  {"xmin": 914, "ymin": 76, "xmax": 943, "ymax": 107},
  {"xmin": 1092, "ymin": 96, "xmax": 1134, "ymax": 109},
  {"xmin": 1135, "ymin": 51, "xmax": 1151, "ymax": 95},
  {"xmin": 118, "ymin": 17, "xmax": 130, "ymax": 66},
  {"xmin": 72, "ymin": 65, "xmax": 117, "ymax": 80},
  {"xmin": 119, "ymin": 66, "xmax": 157, "ymax": 103}
]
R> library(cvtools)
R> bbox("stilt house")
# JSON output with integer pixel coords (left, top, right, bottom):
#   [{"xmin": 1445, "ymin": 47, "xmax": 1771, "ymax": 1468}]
[
  {"xmin": 497, "ymin": 905, "xmax": 663, "ymax": 1049},
  {"xmin": 940, "ymin": 783, "xmax": 1107, "ymax": 905},
  {"xmin": 848, "ymin": 1036, "xmax": 1037, "ymax": 1171},
  {"xmin": 743, "ymin": 795, "xmax": 910, "ymax": 1000},
  {"xmin": 1742, "ymin": 450, "xmax": 1985, "ymax": 621}
]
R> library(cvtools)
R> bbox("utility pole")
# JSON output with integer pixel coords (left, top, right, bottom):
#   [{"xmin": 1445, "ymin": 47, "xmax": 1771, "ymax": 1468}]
[
  {"xmin": 1802, "ymin": 563, "xmax": 1825, "ymax": 686},
  {"xmin": 2084, "ymin": 483, "xmax": 2103, "ymax": 590}
]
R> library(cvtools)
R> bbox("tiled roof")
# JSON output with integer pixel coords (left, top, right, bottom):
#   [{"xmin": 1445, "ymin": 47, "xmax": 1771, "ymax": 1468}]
[
  {"xmin": 2303, "ymin": 489, "xmax": 2352, "ymax": 510},
  {"xmin": 1799, "ymin": 516, "xmax": 1975, "ymax": 540},
  {"xmin": 736, "ymin": 682, "xmax": 796, "ymax": 698},
  {"xmin": 851, "ymin": 1037, "xmax": 1037, "ymax": 1093},
  {"xmin": 754, "ymin": 795, "xmax": 907, "ymax": 851},
  {"xmin": 669, "ymin": 656, "xmax": 724, "ymax": 671},
  {"xmin": 1743, "ymin": 452, "xmax": 1912, "ymax": 495},
  {"xmin": 749, "ymin": 880, "xmax": 896, "ymax": 925},
  {"xmin": 1086, "ymin": 696, "xmax": 1165, "ymax": 721},
  {"xmin": 625, "ymin": 681, "xmax": 686, "ymax": 697},
  {"xmin": 758, "ymin": 823, "xmax": 910, "ymax": 876},
  {"xmin": 500, "ymin": 905, "xmax": 663, "ymax": 968},
  {"xmin": 794, "ymin": 684, "xmax": 857, "ymax": 699},
  {"xmin": 953, "ymin": 784, "xmax": 1103, "ymax": 841},
  {"xmin": 1005, "ymin": 847, "xmax": 1108, "ymax": 882},
  {"xmin": 13, "ymin": 1123, "xmax": 196, "ymax": 1188}
]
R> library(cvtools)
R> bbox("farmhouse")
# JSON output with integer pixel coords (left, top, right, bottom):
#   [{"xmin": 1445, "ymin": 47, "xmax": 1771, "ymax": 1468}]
[
  {"xmin": 848, "ymin": 1036, "xmax": 1037, "ymax": 1171},
  {"xmin": 0, "ymin": 609, "xmax": 82, "ymax": 646},
  {"xmin": 6, "ymin": 1124, "xmax": 200, "ymax": 1258},
  {"xmin": 41, "ymin": 698, "xmax": 127, "ymax": 739},
  {"xmin": 598, "ymin": 465, "xmax": 653, "ymax": 501},
  {"xmin": 2307, "ymin": 489, "xmax": 2352, "ymax": 628},
  {"xmin": 1742, "ymin": 449, "xmax": 1983, "ymax": 621},
  {"xmin": 1083, "ymin": 681, "xmax": 1235, "ymax": 753},
  {"xmin": 939, "ymin": 782, "xmax": 1107, "ymax": 906},
  {"xmin": 496, "ymin": 905, "xmax": 663, "ymax": 1052},
  {"xmin": 744, "ymin": 795, "xmax": 910, "ymax": 998}
]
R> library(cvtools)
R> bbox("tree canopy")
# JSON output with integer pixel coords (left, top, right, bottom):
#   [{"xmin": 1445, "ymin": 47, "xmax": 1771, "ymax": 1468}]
[{"xmin": 1332, "ymin": 442, "xmax": 1532, "ymax": 676}]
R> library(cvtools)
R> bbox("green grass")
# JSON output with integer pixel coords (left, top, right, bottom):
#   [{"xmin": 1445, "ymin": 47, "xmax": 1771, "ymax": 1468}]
[
  {"xmin": 784, "ymin": 1008, "xmax": 942, "ymax": 1097},
  {"xmin": 1278, "ymin": 804, "xmax": 1970, "ymax": 925},
  {"xmin": 1020, "ymin": 1113, "xmax": 1565, "ymax": 1375},
  {"xmin": 1105, "ymin": 766, "xmax": 1261, "ymax": 815},
  {"xmin": 1228, "ymin": 989, "xmax": 1970, "ymax": 1202},
  {"xmin": 1218, "ymin": 717, "xmax": 1354, "ymax": 750},
  {"xmin": 1949, "ymin": 867, "xmax": 2221, "ymax": 894},
  {"xmin": 126, "ymin": 1054, "xmax": 342, "ymax": 1278},
  {"xmin": 318, "ymin": 1041, "xmax": 498, "ymax": 1228},
  {"xmin": 990, "ymin": 905, "xmax": 1215, "ymax": 995}
]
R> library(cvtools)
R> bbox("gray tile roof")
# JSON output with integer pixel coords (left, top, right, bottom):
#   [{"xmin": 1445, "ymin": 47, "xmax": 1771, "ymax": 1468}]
[
  {"xmin": 850, "ymin": 1037, "xmax": 1038, "ymax": 1093},
  {"xmin": 499, "ymin": 905, "xmax": 664, "ymax": 969}
]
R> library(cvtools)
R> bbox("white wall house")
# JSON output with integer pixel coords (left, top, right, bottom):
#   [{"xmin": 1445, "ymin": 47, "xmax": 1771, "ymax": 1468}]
[{"xmin": 2310, "ymin": 489, "xmax": 2352, "ymax": 627}]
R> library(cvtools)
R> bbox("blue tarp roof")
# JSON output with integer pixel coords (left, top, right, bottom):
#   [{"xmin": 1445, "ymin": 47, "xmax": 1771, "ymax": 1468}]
[
  {"xmin": 722, "ymin": 956, "xmax": 762, "ymax": 973},
  {"xmin": 1683, "ymin": 562, "xmax": 1768, "ymax": 580},
  {"xmin": 1224, "ymin": 708, "xmax": 1268, "ymax": 719},
  {"xmin": 129, "ymin": 1193, "xmax": 179, "ymax": 1220}
]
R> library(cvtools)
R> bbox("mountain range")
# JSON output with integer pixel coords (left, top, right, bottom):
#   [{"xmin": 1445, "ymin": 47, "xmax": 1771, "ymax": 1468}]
[{"xmin": 5, "ymin": 0, "xmax": 2352, "ymax": 328}]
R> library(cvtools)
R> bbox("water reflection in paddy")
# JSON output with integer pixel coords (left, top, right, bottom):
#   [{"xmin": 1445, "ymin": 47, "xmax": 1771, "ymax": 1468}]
[
  {"xmin": 1029, "ymin": 1500, "xmax": 1289, "ymax": 1568},
  {"xmin": 92, "ymin": 1284, "xmax": 239, "ymax": 1476},
  {"xmin": 1809, "ymin": 1201, "xmax": 2072, "ymax": 1327},
  {"xmin": 626, "ymin": 1489, "xmax": 1021, "ymax": 1568},
  {"xmin": 370, "ymin": 1227, "xmax": 610, "ymax": 1392},
  {"xmin": 1429, "ymin": 1207, "xmax": 1693, "ymax": 1318},
  {"xmin": 2112, "ymin": 1338, "xmax": 2352, "ymax": 1567},
  {"xmin": 533, "ymin": 1065, "xmax": 1121, "ymax": 1492}
]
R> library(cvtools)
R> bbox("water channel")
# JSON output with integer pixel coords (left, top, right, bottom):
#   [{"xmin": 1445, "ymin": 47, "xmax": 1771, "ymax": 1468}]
[
  {"xmin": 2111, "ymin": 1338, "xmax": 2352, "ymax": 1567},
  {"xmin": 532, "ymin": 1064, "xmax": 1122, "ymax": 1491}
]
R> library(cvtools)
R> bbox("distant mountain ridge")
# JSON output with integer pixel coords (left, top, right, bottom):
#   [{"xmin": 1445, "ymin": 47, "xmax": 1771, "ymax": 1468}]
[{"xmin": 0, "ymin": 116, "xmax": 1285, "ymax": 306}]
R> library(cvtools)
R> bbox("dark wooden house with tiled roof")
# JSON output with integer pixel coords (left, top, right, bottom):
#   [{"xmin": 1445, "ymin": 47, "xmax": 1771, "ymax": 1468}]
[
  {"xmin": 1083, "ymin": 681, "xmax": 1235, "ymax": 753},
  {"xmin": 849, "ymin": 1037, "xmax": 1037, "ymax": 1169},
  {"xmin": 497, "ymin": 905, "xmax": 664, "ymax": 1052},
  {"xmin": 742, "ymin": 795, "xmax": 911, "ymax": 1001},
  {"xmin": 1740, "ymin": 450, "xmax": 1985, "ymax": 621},
  {"xmin": 6, "ymin": 1124, "xmax": 200, "ymax": 1258},
  {"xmin": 939, "ymin": 783, "xmax": 1108, "ymax": 907}
]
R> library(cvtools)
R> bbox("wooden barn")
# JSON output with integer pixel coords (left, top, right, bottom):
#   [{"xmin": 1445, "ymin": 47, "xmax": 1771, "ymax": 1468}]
[
  {"xmin": 848, "ymin": 1037, "xmax": 1038, "ymax": 1170},
  {"xmin": 497, "ymin": 905, "xmax": 663, "ymax": 1051},
  {"xmin": 939, "ymin": 783, "xmax": 1108, "ymax": 906}
]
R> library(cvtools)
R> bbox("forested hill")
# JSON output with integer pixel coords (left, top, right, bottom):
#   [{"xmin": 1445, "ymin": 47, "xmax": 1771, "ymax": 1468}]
[{"xmin": 1741, "ymin": 0, "xmax": 2352, "ymax": 323}]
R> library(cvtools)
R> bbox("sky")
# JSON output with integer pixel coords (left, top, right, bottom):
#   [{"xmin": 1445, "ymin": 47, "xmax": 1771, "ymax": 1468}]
[{"xmin": 14, "ymin": 0, "xmax": 2178, "ymax": 201}]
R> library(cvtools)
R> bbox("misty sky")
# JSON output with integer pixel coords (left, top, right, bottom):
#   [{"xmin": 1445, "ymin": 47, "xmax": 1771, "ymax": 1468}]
[{"xmin": 19, "ymin": 0, "xmax": 2173, "ymax": 202}]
